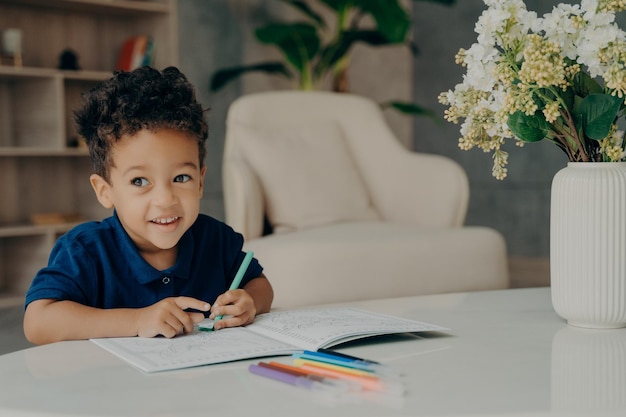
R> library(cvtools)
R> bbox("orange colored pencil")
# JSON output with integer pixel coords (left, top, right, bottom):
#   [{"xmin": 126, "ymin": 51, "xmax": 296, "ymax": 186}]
[{"xmin": 293, "ymin": 358, "xmax": 378, "ymax": 378}]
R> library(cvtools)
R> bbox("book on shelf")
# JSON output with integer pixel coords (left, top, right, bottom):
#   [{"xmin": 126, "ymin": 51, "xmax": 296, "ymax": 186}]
[
  {"xmin": 91, "ymin": 307, "xmax": 446, "ymax": 373},
  {"xmin": 116, "ymin": 35, "xmax": 154, "ymax": 72}
]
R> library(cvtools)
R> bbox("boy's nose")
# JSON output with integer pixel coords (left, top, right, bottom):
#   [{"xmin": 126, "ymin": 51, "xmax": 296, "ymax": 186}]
[{"xmin": 152, "ymin": 183, "xmax": 177, "ymax": 207}]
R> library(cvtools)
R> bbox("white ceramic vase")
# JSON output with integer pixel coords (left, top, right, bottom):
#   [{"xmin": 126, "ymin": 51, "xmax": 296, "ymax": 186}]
[{"xmin": 551, "ymin": 162, "xmax": 626, "ymax": 328}]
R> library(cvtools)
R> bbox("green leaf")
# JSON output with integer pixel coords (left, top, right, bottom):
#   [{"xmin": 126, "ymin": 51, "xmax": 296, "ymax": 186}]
[
  {"xmin": 279, "ymin": 0, "xmax": 326, "ymax": 28},
  {"xmin": 385, "ymin": 101, "xmax": 435, "ymax": 116},
  {"xmin": 572, "ymin": 94, "xmax": 584, "ymax": 117},
  {"xmin": 413, "ymin": 0, "xmax": 456, "ymax": 5},
  {"xmin": 255, "ymin": 23, "xmax": 320, "ymax": 75},
  {"xmin": 507, "ymin": 111, "xmax": 551, "ymax": 142},
  {"xmin": 320, "ymin": 0, "xmax": 411, "ymax": 42},
  {"xmin": 384, "ymin": 101, "xmax": 440, "ymax": 122},
  {"xmin": 355, "ymin": 0, "xmax": 410, "ymax": 42},
  {"xmin": 317, "ymin": 0, "xmax": 351, "ymax": 12},
  {"xmin": 558, "ymin": 86, "xmax": 575, "ymax": 111},
  {"xmin": 577, "ymin": 93, "xmax": 622, "ymax": 140},
  {"xmin": 572, "ymin": 71, "xmax": 603, "ymax": 98},
  {"xmin": 315, "ymin": 30, "xmax": 389, "ymax": 78},
  {"xmin": 209, "ymin": 62, "xmax": 292, "ymax": 92}
]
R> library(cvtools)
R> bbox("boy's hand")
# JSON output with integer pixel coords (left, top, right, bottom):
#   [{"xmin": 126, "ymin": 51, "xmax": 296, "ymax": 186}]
[
  {"xmin": 136, "ymin": 296, "xmax": 210, "ymax": 338},
  {"xmin": 210, "ymin": 289, "xmax": 256, "ymax": 330}
]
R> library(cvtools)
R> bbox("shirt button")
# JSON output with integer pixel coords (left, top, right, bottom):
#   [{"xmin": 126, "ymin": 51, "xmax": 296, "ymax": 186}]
[{"xmin": 162, "ymin": 276, "xmax": 171, "ymax": 285}]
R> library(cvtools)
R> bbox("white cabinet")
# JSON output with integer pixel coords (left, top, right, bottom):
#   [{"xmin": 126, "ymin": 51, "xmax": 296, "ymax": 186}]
[{"xmin": 0, "ymin": 0, "xmax": 178, "ymax": 305}]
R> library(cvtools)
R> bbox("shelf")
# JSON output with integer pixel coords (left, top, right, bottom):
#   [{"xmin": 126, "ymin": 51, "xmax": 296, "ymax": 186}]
[
  {"xmin": 0, "ymin": 148, "xmax": 88, "ymax": 157},
  {"xmin": 0, "ymin": 66, "xmax": 58, "ymax": 79},
  {"xmin": 0, "ymin": 222, "xmax": 80, "ymax": 238},
  {"xmin": 0, "ymin": 0, "xmax": 171, "ymax": 14},
  {"xmin": 0, "ymin": 66, "xmax": 111, "ymax": 82}
]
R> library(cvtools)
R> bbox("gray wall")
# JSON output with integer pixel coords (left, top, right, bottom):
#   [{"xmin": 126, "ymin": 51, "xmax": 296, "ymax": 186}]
[
  {"xmin": 177, "ymin": 1, "xmax": 244, "ymax": 220},
  {"xmin": 178, "ymin": 0, "xmax": 625, "ymax": 259}
]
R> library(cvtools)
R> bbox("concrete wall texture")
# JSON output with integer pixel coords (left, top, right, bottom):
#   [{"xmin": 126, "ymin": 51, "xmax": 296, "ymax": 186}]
[{"xmin": 177, "ymin": 0, "xmax": 626, "ymax": 259}]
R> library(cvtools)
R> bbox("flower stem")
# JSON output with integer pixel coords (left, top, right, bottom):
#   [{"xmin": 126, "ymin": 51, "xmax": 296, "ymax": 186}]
[{"xmin": 558, "ymin": 108, "xmax": 590, "ymax": 162}]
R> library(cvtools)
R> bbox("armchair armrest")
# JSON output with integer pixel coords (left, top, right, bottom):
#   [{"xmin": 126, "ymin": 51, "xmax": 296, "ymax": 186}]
[{"xmin": 222, "ymin": 158, "xmax": 264, "ymax": 240}]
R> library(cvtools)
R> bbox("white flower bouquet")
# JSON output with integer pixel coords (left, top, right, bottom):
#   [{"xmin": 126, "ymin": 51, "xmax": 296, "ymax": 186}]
[{"xmin": 439, "ymin": 0, "xmax": 626, "ymax": 179}]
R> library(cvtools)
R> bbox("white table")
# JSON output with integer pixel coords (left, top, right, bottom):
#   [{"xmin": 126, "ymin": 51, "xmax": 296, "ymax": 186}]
[{"xmin": 1, "ymin": 287, "xmax": 625, "ymax": 417}]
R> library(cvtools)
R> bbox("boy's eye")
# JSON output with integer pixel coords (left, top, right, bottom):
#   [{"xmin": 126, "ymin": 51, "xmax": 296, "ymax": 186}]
[
  {"xmin": 174, "ymin": 174, "xmax": 191, "ymax": 183},
  {"xmin": 131, "ymin": 177, "xmax": 149, "ymax": 187}
]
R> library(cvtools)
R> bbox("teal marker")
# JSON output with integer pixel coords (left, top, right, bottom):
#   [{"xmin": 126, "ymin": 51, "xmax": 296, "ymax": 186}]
[{"xmin": 212, "ymin": 250, "xmax": 254, "ymax": 324}]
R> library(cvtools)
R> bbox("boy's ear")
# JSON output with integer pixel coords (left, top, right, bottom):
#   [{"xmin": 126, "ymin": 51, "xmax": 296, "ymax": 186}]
[
  {"xmin": 90, "ymin": 174, "xmax": 114, "ymax": 209},
  {"xmin": 198, "ymin": 166, "xmax": 206, "ymax": 198}
]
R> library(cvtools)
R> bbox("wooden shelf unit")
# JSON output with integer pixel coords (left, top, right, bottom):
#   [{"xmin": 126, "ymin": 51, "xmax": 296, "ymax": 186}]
[{"xmin": 0, "ymin": 0, "xmax": 179, "ymax": 304}]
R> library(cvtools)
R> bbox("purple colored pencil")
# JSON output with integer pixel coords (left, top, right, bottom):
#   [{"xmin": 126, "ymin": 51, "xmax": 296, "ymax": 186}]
[{"xmin": 248, "ymin": 364, "xmax": 316, "ymax": 389}]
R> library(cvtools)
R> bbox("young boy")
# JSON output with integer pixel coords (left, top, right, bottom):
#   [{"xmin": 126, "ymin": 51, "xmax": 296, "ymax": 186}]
[{"xmin": 23, "ymin": 66, "xmax": 273, "ymax": 345}]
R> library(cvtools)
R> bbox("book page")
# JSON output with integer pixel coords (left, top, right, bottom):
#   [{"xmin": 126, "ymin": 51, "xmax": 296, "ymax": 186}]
[
  {"xmin": 245, "ymin": 307, "xmax": 446, "ymax": 351},
  {"xmin": 92, "ymin": 327, "xmax": 298, "ymax": 373},
  {"xmin": 91, "ymin": 307, "xmax": 445, "ymax": 372}
]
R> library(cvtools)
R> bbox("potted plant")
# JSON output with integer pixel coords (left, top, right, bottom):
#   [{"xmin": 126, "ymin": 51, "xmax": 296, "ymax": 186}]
[
  {"xmin": 210, "ymin": 0, "xmax": 456, "ymax": 118},
  {"xmin": 439, "ymin": 0, "xmax": 626, "ymax": 328}
]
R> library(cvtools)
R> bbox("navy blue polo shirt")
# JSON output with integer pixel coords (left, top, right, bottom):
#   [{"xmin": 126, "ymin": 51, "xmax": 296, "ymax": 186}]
[{"xmin": 25, "ymin": 213, "xmax": 263, "ymax": 310}]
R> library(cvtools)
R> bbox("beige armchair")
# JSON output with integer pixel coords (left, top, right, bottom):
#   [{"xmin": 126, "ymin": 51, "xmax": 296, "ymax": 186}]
[{"xmin": 223, "ymin": 91, "xmax": 509, "ymax": 309}]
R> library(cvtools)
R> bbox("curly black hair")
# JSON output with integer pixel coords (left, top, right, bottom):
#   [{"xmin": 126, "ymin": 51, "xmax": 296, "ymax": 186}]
[{"xmin": 74, "ymin": 66, "xmax": 208, "ymax": 181}]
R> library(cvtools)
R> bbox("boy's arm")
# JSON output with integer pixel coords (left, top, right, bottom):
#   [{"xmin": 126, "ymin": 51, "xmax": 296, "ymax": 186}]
[{"xmin": 23, "ymin": 297, "xmax": 210, "ymax": 345}]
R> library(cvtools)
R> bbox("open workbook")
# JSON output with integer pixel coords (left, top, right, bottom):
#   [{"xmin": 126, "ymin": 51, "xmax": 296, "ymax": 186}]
[{"xmin": 91, "ymin": 307, "xmax": 446, "ymax": 372}]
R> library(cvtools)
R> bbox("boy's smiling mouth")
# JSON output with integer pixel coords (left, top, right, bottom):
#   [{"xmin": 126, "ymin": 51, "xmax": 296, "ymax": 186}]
[{"xmin": 151, "ymin": 216, "xmax": 179, "ymax": 225}]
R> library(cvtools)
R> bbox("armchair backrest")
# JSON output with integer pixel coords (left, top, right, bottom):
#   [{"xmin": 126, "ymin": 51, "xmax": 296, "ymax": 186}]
[{"xmin": 224, "ymin": 91, "xmax": 469, "ymax": 240}]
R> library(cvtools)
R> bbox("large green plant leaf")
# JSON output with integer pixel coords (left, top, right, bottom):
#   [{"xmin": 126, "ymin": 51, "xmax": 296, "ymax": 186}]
[
  {"xmin": 507, "ymin": 111, "xmax": 552, "ymax": 142},
  {"xmin": 255, "ymin": 23, "xmax": 320, "ymax": 74},
  {"xmin": 318, "ymin": 0, "xmax": 410, "ymax": 42},
  {"xmin": 317, "ymin": 0, "xmax": 350, "ymax": 12},
  {"xmin": 572, "ymin": 71, "xmax": 603, "ymax": 98},
  {"xmin": 210, "ymin": 62, "xmax": 292, "ymax": 92},
  {"xmin": 414, "ymin": 0, "xmax": 456, "ymax": 5},
  {"xmin": 315, "ymin": 30, "xmax": 390, "ymax": 79},
  {"xmin": 353, "ymin": 0, "xmax": 410, "ymax": 42},
  {"xmin": 279, "ymin": 0, "xmax": 326, "ymax": 28},
  {"xmin": 557, "ymin": 86, "xmax": 575, "ymax": 111},
  {"xmin": 319, "ymin": 0, "xmax": 459, "ymax": 11},
  {"xmin": 577, "ymin": 93, "xmax": 622, "ymax": 140}
]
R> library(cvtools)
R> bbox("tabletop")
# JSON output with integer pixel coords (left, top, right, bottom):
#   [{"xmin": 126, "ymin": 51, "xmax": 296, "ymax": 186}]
[{"xmin": 1, "ymin": 287, "xmax": 625, "ymax": 417}]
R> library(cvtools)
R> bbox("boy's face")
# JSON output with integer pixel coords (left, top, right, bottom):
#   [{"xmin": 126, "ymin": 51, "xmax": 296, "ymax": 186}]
[{"xmin": 90, "ymin": 129, "xmax": 206, "ymax": 262}]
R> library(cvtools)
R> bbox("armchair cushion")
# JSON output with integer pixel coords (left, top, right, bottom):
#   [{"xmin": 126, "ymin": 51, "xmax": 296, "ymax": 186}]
[
  {"xmin": 237, "ymin": 120, "xmax": 380, "ymax": 233},
  {"xmin": 244, "ymin": 222, "xmax": 509, "ymax": 310}
]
